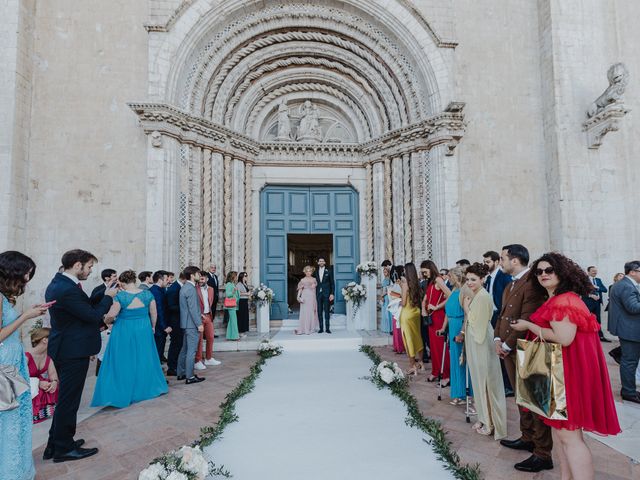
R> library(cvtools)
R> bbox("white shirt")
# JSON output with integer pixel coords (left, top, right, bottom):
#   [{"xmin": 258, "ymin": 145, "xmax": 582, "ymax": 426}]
[
  {"xmin": 487, "ymin": 267, "xmax": 500, "ymax": 297},
  {"xmin": 62, "ymin": 272, "xmax": 80, "ymax": 285},
  {"xmin": 200, "ymin": 286, "xmax": 210, "ymax": 314},
  {"xmin": 319, "ymin": 267, "xmax": 325, "ymax": 279},
  {"xmin": 512, "ymin": 267, "xmax": 530, "ymax": 282}
]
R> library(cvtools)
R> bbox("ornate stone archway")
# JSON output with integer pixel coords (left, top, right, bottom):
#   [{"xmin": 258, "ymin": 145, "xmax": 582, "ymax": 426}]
[{"xmin": 130, "ymin": 0, "xmax": 465, "ymax": 278}]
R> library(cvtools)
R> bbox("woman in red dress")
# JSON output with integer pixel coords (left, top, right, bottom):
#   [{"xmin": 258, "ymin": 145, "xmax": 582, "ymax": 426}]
[
  {"xmin": 512, "ymin": 252, "xmax": 620, "ymax": 480},
  {"xmin": 25, "ymin": 327, "xmax": 59, "ymax": 423},
  {"xmin": 421, "ymin": 260, "xmax": 451, "ymax": 383}
]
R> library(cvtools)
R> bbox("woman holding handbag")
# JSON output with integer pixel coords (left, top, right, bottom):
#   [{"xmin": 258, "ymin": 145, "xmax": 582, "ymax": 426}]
[
  {"xmin": 294, "ymin": 266, "xmax": 319, "ymax": 335},
  {"xmin": 224, "ymin": 271, "xmax": 240, "ymax": 341},
  {"xmin": 0, "ymin": 251, "xmax": 49, "ymax": 480},
  {"xmin": 421, "ymin": 260, "xmax": 451, "ymax": 383},
  {"xmin": 512, "ymin": 253, "xmax": 620, "ymax": 480}
]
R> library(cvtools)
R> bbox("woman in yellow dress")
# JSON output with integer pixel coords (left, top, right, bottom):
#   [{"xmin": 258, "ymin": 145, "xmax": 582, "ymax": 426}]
[
  {"xmin": 400, "ymin": 263, "xmax": 425, "ymax": 375},
  {"xmin": 461, "ymin": 262, "xmax": 507, "ymax": 440}
]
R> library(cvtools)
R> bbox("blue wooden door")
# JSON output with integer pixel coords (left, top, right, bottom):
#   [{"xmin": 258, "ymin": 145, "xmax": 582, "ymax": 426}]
[{"xmin": 261, "ymin": 186, "xmax": 359, "ymax": 319}]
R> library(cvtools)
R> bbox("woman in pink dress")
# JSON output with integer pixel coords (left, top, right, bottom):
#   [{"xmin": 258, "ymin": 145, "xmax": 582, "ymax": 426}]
[{"xmin": 295, "ymin": 266, "xmax": 319, "ymax": 335}]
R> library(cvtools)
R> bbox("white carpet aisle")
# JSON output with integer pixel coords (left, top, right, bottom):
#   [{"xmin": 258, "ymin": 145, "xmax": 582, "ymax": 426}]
[{"xmin": 204, "ymin": 346, "xmax": 454, "ymax": 479}]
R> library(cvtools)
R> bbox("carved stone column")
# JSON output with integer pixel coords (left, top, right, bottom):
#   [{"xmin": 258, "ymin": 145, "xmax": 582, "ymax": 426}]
[
  {"xmin": 371, "ymin": 161, "xmax": 386, "ymax": 266},
  {"xmin": 402, "ymin": 153, "xmax": 413, "ymax": 262},
  {"xmin": 244, "ymin": 162, "xmax": 253, "ymax": 278},
  {"xmin": 211, "ymin": 152, "xmax": 224, "ymax": 273},
  {"xmin": 189, "ymin": 146, "xmax": 203, "ymax": 267},
  {"xmin": 391, "ymin": 156, "xmax": 405, "ymax": 264},
  {"xmin": 231, "ymin": 158, "xmax": 246, "ymax": 271},
  {"xmin": 364, "ymin": 163, "xmax": 374, "ymax": 260},
  {"xmin": 201, "ymin": 148, "xmax": 213, "ymax": 267},
  {"xmin": 411, "ymin": 151, "xmax": 427, "ymax": 262},
  {"xmin": 383, "ymin": 157, "xmax": 393, "ymax": 262},
  {"xmin": 223, "ymin": 154, "xmax": 233, "ymax": 273}
]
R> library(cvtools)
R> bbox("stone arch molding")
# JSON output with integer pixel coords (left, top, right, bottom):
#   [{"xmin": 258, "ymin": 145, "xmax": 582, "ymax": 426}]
[{"xmin": 132, "ymin": 0, "xmax": 465, "ymax": 273}]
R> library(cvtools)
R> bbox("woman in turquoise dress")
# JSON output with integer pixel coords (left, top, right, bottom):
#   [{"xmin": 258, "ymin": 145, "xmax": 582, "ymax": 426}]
[
  {"xmin": 92, "ymin": 270, "xmax": 168, "ymax": 408},
  {"xmin": 0, "ymin": 251, "xmax": 47, "ymax": 480},
  {"xmin": 437, "ymin": 267, "xmax": 471, "ymax": 404},
  {"xmin": 224, "ymin": 271, "xmax": 240, "ymax": 340},
  {"xmin": 380, "ymin": 260, "xmax": 393, "ymax": 333}
]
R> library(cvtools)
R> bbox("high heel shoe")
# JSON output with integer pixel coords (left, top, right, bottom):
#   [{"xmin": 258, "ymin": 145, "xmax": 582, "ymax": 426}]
[
  {"xmin": 477, "ymin": 425, "xmax": 494, "ymax": 436},
  {"xmin": 405, "ymin": 366, "xmax": 419, "ymax": 376},
  {"xmin": 426, "ymin": 375, "xmax": 437, "ymax": 382},
  {"xmin": 472, "ymin": 421, "xmax": 483, "ymax": 431}
]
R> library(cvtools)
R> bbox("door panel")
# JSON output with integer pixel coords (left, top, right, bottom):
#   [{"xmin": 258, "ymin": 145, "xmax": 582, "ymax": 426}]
[{"xmin": 261, "ymin": 186, "xmax": 359, "ymax": 319}]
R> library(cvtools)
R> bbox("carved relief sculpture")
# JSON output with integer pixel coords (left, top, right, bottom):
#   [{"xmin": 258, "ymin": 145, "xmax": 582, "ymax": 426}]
[
  {"xmin": 297, "ymin": 100, "xmax": 322, "ymax": 142},
  {"xmin": 275, "ymin": 101, "xmax": 292, "ymax": 141},
  {"xmin": 583, "ymin": 63, "xmax": 630, "ymax": 149}
]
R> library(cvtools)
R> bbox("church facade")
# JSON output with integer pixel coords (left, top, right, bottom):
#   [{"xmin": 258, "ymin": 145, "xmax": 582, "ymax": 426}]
[{"xmin": 2, "ymin": 0, "xmax": 638, "ymax": 307}]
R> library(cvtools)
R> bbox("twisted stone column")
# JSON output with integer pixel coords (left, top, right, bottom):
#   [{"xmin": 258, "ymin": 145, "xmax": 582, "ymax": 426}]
[
  {"xmin": 402, "ymin": 154, "xmax": 413, "ymax": 262},
  {"xmin": 372, "ymin": 161, "xmax": 385, "ymax": 265},
  {"xmin": 223, "ymin": 154, "xmax": 233, "ymax": 273},
  {"xmin": 365, "ymin": 163, "xmax": 374, "ymax": 260},
  {"xmin": 211, "ymin": 152, "xmax": 224, "ymax": 273},
  {"xmin": 244, "ymin": 162, "xmax": 253, "ymax": 279},
  {"xmin": 391, "ymin": 156, "xmax": 404, "ymax": 263},
  {"xmin": 201, "ymin": 149, "xmax": 213, "ymax": 267},
  {"xmin": 383, "ymin": 157, "xmax": 393, "ymax": 262}
]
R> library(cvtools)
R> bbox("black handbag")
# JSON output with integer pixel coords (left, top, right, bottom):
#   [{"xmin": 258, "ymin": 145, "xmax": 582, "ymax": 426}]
[{"xmin": 422, "ymin": 286, "xmax": 443, "ymax": 327}]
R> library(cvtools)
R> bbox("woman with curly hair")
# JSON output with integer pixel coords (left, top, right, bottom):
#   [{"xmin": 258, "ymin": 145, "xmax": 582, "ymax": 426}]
[
  {"xmin": 461, "ymin": 262, "xmax": 507, "ymax": 439},
  {"xmin": 0, "ymin": 251, "xmax": 48, "ymax": 480},
  {"xmin": 512, "ymin": 252, "xmax": 620, "ymax": 480}
]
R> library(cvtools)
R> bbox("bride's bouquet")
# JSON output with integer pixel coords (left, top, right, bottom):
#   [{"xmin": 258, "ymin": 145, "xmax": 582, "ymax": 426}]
[
  {"xmin": 356, "ymin": 261, "xmax": 378, "ymax": 277},
  {"xmin": 250, "ymin": 284, "xmax": 274, "ymax": 307},
  {"xmin": 372, "ymin": 360, "xmax": 406, "ymax": 387}
]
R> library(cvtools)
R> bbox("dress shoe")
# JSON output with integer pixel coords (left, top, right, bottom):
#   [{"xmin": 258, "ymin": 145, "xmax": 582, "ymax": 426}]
[
  {"xmin": 621, "ymin": 393, "xmax": 640, "ymax": 404},
  {"xmin": 43, "ymin": 439, "xmax": 85, "ymax": 460},
  {"xmin": 53, "ymin": 447, "xmax": 99, "ymax": 463},
  {"xmin": 500, "ymin": 438, "xmax": 534, "ymax": 452},
  {"xmin": 609, "ymin": 346, "xmax": 622, "ymax": 365},
  {"xmin": 176, "ymin": 375, "xmax": 186, "ymax": 381},
  {"xmin": 326, "ymin": 330, "xmax": 332, "ymax": 334},
  {"xmin": 186, "ymin": 375, "xmax": 205, "ymax": 385},
  {"xmin": 505, "ymin": 388, "xmax": 515, "ymax": 398},
  {"xmin": 160, "ymin": 355, "xmax": 168, "ymax": 363},
  {"xmin": 318, "ymin": 329, "xmax": 324, "ymax": 333},
  {"xmin": 599, "ymin": 334, "xmax": 612, "ymax": 343},
  {"xmin": 514, "ymin": 454, "xmax": 553, "ymax": 472},
  {"xmin": 166, "ymin": 369, "xmax": 177, "ymax": 376}
]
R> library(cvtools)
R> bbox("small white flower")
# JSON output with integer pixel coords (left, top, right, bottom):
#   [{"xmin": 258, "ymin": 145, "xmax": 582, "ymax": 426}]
[
  {"xmin": 380, "ymin": 367, "xmax": 395, "ymax": 384},
  {"xmin": 257, "ymin": 291, "xmax": 266, "ymax": 299},
  {"xmin": 165, "ymin": 471, "xmax": 189, "ymax": 480},
  {"xmin": 138, "ymin": 463, "xmax": 166, "ymax": 480}
]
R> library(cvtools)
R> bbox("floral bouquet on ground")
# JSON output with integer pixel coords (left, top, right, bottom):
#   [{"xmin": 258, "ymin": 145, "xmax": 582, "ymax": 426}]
[
  {"xmin": 342, "ymin": 282, "xmax": 367, "ymax": 317},
  {"xmin": 356, "ymin": 261, "xmax": 378, "ymax": 277},
  {"xmin": 139, "ymin": 445, "xmax": 229, "ymax": 480},
  {"xmin": 258, "ymin": 339, "xmax": 283, "ymax": 359},
  {"xmin": 250, "ymin": 283, "xmax": 274, "ymax": 307},
  {"xmin": 371, "ymin": 360, "xmax": 407, "ymax": 388}
]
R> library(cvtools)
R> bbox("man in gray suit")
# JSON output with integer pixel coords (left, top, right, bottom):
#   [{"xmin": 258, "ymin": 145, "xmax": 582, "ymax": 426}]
[
  {"xmin": 177, "ymin": 266, "xmax": 205, "ymax": 384},
  {"xmin": 608, "ymin": 260, "xmax": 640, "ymax": 403}
]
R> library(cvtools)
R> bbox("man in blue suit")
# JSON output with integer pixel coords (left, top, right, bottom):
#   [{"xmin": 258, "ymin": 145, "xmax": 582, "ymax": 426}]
[
  {"xmin": 583, "ymin": 265, "xmax": 610, "ymax": 342},
  {"xmin": 608, "ymin": 260, "xmax": 640, "ymax": 404},
  {"xmin": 149, "ymin": 270, "xmax": 169, "ymax": 362},
  {"xmin": 314, "ymin": 257, "xmax": 334, "ymax": 333},
  {"xmin": 45, "ymin": 249, "xmax": 116, "ymax": 463},
  {"xmin": 165, "ymin": 272, "xmax": 184, "ymax": 376}
]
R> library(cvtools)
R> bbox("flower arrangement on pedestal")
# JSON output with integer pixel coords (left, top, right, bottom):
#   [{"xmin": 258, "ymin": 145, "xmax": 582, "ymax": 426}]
[
  {"xmin": 139, "ymin": 445, "xmax": 228, "ymax": 480},
  {"xmin": 250, "ymin": 284, "xmax": 274, "ymax": 307},
  {"xmin": 258, "ymin": 339, "xmax": 283, "ymax": 359},
  {"xmin": 356, "ymin": 261, "xmax": 378, "ymax": 276},
  {"xmin": 342, "ymin": 282, "xmax": 367, "ymax": 318}
]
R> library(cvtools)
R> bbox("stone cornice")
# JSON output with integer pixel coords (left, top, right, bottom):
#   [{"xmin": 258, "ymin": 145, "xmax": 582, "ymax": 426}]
[
  {"xmin": 128, "ymin": 101, "xmax": 465, "ymax": 163},
  {"xmin": 582, "ymin": 102, "xmax": 630, "ymax": 149}
]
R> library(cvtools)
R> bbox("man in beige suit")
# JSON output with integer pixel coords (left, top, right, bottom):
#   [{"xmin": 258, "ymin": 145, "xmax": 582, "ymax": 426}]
[{"xmin": 493, "ymin": 244, "xmax": 552, "ymax": 473}]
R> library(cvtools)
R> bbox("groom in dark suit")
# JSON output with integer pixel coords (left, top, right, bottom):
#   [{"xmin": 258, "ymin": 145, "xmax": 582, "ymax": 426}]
[
  {"xmin": 314, "ymin": 257, "xmax": 334, "ymax": 333},
  {"xmin": 45, "ymin": 249, "xmax": 116, "ymax": 463},
  {"xmin": 583, "ymin": 265, "xmax": 610, "ymax": 342}
]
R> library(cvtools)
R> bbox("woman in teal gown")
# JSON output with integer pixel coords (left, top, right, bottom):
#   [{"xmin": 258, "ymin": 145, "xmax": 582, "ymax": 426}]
[
  {"xmin": 92, "ymin": 270, "xmax": 168, "ymax": 408},
  {"xmin": 225, "ymin": 271, "xmax": 240, "ymax": 340},
  {"xmin": 0, "ymin": 251, "xmax": 45, "ymax": 480},
  {"xmin": 380, "ymin": 260, "xmax": 393, "ymax": 333}
]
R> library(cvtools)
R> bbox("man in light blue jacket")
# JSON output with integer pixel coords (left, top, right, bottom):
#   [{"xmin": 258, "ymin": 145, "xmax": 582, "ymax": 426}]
[
  {"xmin": 608, "ymin": 260, "xmax": 640, "ymax": 403},
  {"xmin": 177, "ymin": 266, "xmax": 205, "ymax": 384}
]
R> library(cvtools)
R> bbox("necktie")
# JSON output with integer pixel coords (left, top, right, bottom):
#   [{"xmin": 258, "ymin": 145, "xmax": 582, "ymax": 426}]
[
  {"xmin": 485, "ymin": 275, "xmax": 492, "ymax": 292},
  {"xmin": 510, "ymin": 279, "xmax": 517, "ymax": 292},
  {"xmin": 77, "ymin": 282, "xmax": 83, "ymax": 291}
]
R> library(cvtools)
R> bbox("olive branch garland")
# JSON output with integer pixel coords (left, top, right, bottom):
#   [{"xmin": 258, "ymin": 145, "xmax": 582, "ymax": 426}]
[
  {"xmin": 360, "ymin": 345, "xmax": 482, "ymax": 480},
  {"xmin": 147, "ymin": 348, "xmax": 283, "ymax": 479}
]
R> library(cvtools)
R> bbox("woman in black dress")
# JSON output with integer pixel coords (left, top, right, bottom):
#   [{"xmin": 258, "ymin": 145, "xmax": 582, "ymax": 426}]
[{"xmin": 236, "ymin": 272, "xmax": 251, "ymax": 336}]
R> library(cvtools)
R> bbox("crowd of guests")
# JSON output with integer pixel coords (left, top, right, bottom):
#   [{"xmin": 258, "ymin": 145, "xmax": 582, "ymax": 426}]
[
  {"xmin": 0, "ymin": 248, "xmax": 259, "ymax": 478},
  {"xmin": 380, "ymin": 244, "xmax": 631, "ymax": 479}
]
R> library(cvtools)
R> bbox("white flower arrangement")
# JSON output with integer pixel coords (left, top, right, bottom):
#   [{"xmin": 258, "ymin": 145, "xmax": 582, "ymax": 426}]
[
  {"xmin": 250, "ymin": 283, "xmax": 274, "ymax": 307},
  {"xmin": 356, "ymin": 261, "xmax": 378, "ymax": 276},
  {"xmin": 342, "ymin": 281, "xmax": 367, "ymax": 309},
  {"xmin": 374, "ymin": 360, "xmax": 406, "ymax": 386},
  {"xmin": 139, "ymin": 445, "xmax": 214, "ymax": 480},
  {"xmin": 258, "ymin": 339, "xmax": 283, "ymax": 358}
]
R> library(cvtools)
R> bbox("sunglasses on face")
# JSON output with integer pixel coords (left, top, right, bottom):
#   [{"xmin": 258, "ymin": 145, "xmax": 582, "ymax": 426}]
[{"xmin": 535, "ymin": 267, "xmax": 555, "ymax": 276}]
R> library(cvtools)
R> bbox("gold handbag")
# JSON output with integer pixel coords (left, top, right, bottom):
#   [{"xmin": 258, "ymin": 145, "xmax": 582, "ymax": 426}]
[{"xmin": 515, "ymin": 336, "xmax": 568, "ymax": 420}]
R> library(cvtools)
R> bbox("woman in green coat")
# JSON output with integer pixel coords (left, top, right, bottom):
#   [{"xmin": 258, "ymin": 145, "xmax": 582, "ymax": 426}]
[{"xmin": 224, "ymin": 271, "xmax": 240, "ymax": 340}]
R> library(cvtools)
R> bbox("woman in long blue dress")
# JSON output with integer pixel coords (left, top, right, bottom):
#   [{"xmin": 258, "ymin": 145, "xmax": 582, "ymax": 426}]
[
  {"xmin": 380, "ymin": 260, "xmax": 393, "ymax": 333},
  {"xmin": 437, "ymin": 267, "xmax": 471, "ymax": 404},
  {"xmin": 0, "ymin": 251, "xmax": 47, "ymax": 480},
  {"xmin": 92, "ymin": 270, "xmax": 168, "ymax": 408},
  {"xmin": 224, "ymin": 271, "xmax": 240, "ymax": 341}
]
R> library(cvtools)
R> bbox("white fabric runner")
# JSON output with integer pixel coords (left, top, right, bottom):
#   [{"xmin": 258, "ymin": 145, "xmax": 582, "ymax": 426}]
[{"xmin": 205, "ymin": 348, "xmax": 454, "ymax": 479}]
